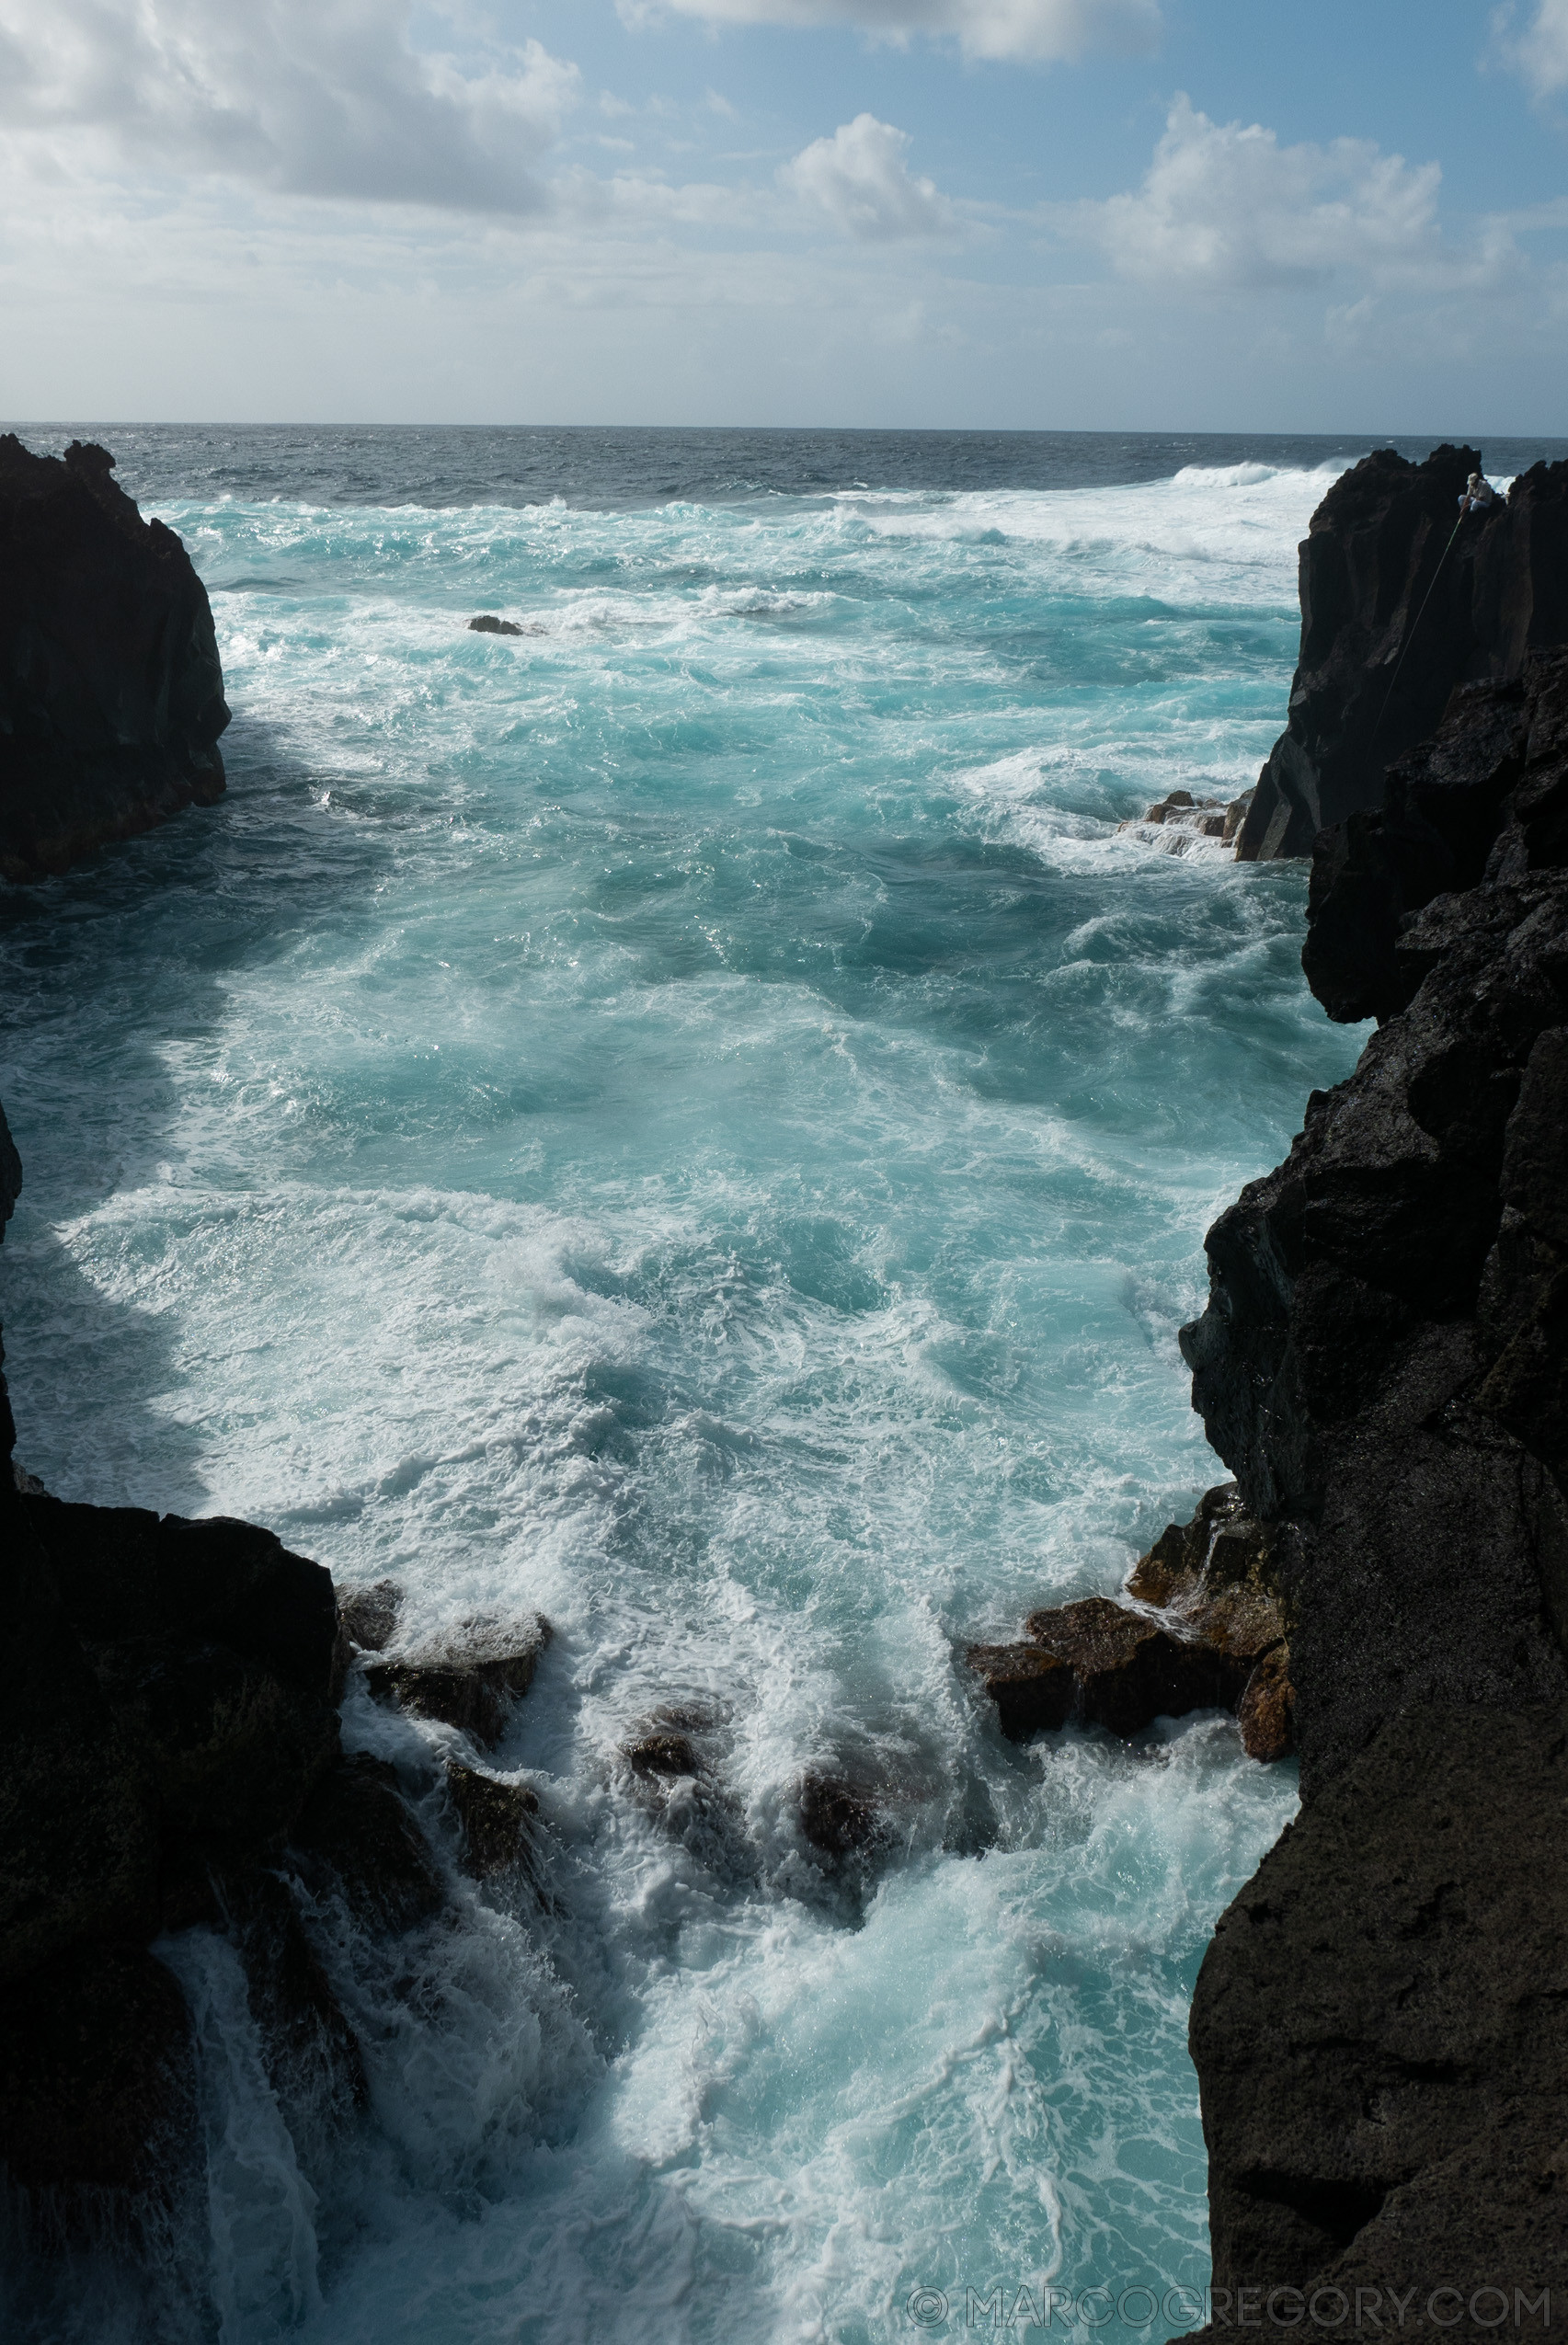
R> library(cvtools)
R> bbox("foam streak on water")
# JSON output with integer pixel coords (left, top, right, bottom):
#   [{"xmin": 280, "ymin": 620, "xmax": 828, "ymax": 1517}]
[{"xmin": 0, "ymin": 440, "xmax": 1372, "ymax": 2344}]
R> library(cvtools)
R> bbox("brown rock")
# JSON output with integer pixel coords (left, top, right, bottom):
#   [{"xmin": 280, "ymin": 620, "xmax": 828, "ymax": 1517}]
[
  {"xmin": 1238, "ymin": 1645, "xmax": 1296, "ymax": 1762},
  {"xmin": 1127, "ymin": 1482, "xmax": 1287, "ymax": 1665},
  {"xmin": 443, "ymin": 1761, "xmax": 543, "ymax": 1886},
  {"xmin": 366, "ymin": 1613, "xmax": 551, "ymax": 1749},
  {"xmin": 966, "ymin": 1642, "xmax": 1075, "ymax": 1741},
  {"xmin": 1024, "ymin": 1596, "xmax": 1250, "ymax": 1738}
]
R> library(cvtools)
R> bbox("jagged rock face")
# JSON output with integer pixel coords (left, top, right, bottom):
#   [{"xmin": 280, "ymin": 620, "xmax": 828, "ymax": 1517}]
[
  {"xmin": 0, "ymin": 435, "xmax": 230, "ymax": 880},
  {"xmin": 1183, "ymin": 652, "xmax": 1568, "ymax": 2321},
  {"xmin": 1183, "ymin": 654, "xmax": 1568, "ymax": 1795},
  {"xmin": 1192, "ymin": 1703, "xmax": 1568, "ymax": 2316},
  {"xmin": 1237, "ymin": 447, "xmax": 1568, "ymax": 862}
]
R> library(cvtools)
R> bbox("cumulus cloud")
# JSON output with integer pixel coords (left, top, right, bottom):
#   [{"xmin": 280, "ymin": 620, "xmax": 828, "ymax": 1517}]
[
  {"xmin": 0, "ymin": 0, "xmax": 578, "ymax": 213},
  {"xmin": 783, "ymin": 114, "xmax": 957, "ymax": 238},
  {"xmin": 1075, "ymin": 96, "xmax": 1489, "ymax": 292},
  {"xmin": 1496, "ymin": 0, "xmax": 1568, "ymax": 97},
  {"xmin": 628, "ymin": 0, "xmax": 1161, "ymax": 63}
]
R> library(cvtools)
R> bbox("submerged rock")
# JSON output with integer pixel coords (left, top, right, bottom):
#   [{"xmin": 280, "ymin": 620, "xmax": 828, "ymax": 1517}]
[
  {"xmin": 798, "ymin": 1771, "xmax": 889, "ymax": 1863},
  {"xmin": 0, "ymin": 435, "xmax": 230, "ymax": 879},
  {"xmin": 365, "ymin": 1613, "xmax": 551, "ymax": 1748},
  {"xmin": 624, "ymin": 1732, "xmax": 703, "ymax": 1780}
]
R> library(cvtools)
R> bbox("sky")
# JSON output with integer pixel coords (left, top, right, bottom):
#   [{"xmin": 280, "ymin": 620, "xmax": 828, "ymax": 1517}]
[{"xmin": 2, "ymin": 0, "xmax": 1567, "ymax": 429}]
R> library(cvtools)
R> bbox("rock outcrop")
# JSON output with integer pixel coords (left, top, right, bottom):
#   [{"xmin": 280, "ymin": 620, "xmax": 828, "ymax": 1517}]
[
  {"xmin": 0, "ymin": 435, "xmax": 229, "ymax": 880},
  {"xmin": 365, "ymin": 1614, "xmax": 552, "ymax": 1747},
  {"xmin": 1238, "ymin": 447, "xmax": 1568, "ymax": 862},
  {"xmin": 969, "ymin": 1483, "xmax": 1290, "ymax": 1756},
  {"xmin": 1181, "ymin": 646, "xmax": 1568, "ymax": 2316}
]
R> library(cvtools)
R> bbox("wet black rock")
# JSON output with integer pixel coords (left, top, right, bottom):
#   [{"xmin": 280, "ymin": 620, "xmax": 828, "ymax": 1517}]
[
  {"xmin": 468, "ymin": 613, "xmax": 523, "ymax": 635},
  {"xmin": 290, "ymin": 1754, "xmax": 443, "ymax": 1934},
  {"xmin": 965, "ymin": 1642, "xmax": 1076, "ymax": 1741},
  {"xmin": 217, "ymin": 1865, "xmax": 367, "ymax": 2121},
  {"xmin": 1238, "ymin": 448, "xmax": 1568, "ymax": 862},
  {"xmin": 339, "ymin": 1577, "xmax": 403, "ymax": 1653},
  {"xmin": 366, "ymin": 1613, "xmax": 552, "ymax": 1748},
  {"xmin": 443, "ymin": 1761, "xmax": 545, "ymax": 1893},
  {"xmin": 798, "ymin": 1772, "xmax": 889, "ymax": 1863},
  {"xmin": 0, "ymin": 436, "xmax": 230, "ymax": 879}
]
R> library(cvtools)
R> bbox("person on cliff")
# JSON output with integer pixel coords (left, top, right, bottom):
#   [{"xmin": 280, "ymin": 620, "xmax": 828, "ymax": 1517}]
[{"xmin": 1459, "ymin": 470, "xmax": 1497, "ymax": 514}]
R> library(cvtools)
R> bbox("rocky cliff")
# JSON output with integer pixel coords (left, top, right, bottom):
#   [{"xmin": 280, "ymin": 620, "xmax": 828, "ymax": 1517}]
[
  {"xmin": 1180, "ymin": 649, "xmax": 1568, "ymax": 2322},
  {"xmin": 0, "ymin": 436, "xmax": 230, "ymax": 881},
  {"xmin": 1238, "ymin": 446, "xmax": 1568, "ymax": 863},
  {"xmin": 0, "ymin": 1114, "xmax": 544, "ymax": 2277}
]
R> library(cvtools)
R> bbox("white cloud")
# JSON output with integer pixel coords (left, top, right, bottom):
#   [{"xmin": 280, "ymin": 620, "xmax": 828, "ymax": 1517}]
[
  {"xmin": 627, "ymin": 0, "xmax": 1161, "ymax": 63},
  {"xmin": 1074, "ymin": 96, "xmax": 1499, "ymax": 293},
  {"xmin": 0, "ymin": 0, "xmax": 578, "ymax": 213},
  {"xmin": 783, "ymin": 114, "xmax": 957, "ymax": 238},
  {"xmin": 1496, "ymin": 0, "xmax": 1568, "ymax": 97}
]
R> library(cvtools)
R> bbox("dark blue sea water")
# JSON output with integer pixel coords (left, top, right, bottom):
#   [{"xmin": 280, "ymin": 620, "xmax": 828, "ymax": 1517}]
[{"xmin": 4, "ymin": 427, "xmax": 1560, "ymax": 2345}]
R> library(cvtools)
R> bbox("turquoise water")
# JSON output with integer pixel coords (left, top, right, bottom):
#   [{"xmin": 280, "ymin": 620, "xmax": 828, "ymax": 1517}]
[{"xmin": 0, "ymin": 441, "xmax": 1373, "ymax": 2344}]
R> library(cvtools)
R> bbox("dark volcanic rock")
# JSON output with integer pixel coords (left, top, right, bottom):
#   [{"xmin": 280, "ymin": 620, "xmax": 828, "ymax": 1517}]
[
  {"xmin": 1182, "ymin": 664, "xmax": 1568, "ymax": 1795},
  {"xmin": 1191, "ymin": 1704, "xmax": 1568, "ymax": 2316},
  {"xmin": 0, "ymin": 1942, "xmax": 199, "ymax": 2202},
  {"xmin": 468, "ymin": 613, "xmax": 523, "ymax": 636},
  {"xmin": 366, "ymin": 1613, "xmax": 551, "ymax": 1748},
  {"xmin": 1237, "ymin": 448, "xmax": 1568, "ymax": 862},
  {"xmin": 1185, "ymin": 651, "xmax": 1568, "ymax": 2308},
  {"xmin": 217, "ymin": 1866, "xmax": 367, "ymax": 2121},
  {"xmin": 0, "ymin": 436, "xmax": 230, "ymax": 879},
  {"xmin": 339, "ymin": 1577, "xmax": 403, "ymax": 1653},
  {"xmin": 798, "ymin": 1772, "xmax": 889, "ymax": 1862},
  {"xmin": 290, "ymin": 1754, "xmax": 443, "ymax": 1933}
]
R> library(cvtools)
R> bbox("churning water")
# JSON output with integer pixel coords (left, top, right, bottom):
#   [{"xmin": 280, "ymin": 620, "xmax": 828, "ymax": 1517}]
[{"xmin": 4, "ymin": 423, "xmax": 1481, "ymax": 2345}]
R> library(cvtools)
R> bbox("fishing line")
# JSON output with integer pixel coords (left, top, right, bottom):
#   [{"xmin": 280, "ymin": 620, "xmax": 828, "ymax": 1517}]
[{"xmin": 1369, "ymin": 506, "xmax": 1470, "ymax": 750}]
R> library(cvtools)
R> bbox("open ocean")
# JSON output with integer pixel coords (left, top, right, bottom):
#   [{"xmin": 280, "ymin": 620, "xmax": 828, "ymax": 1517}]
[{"xmin": 5, "ymin": 425, "xmax": 1562, "ymax": 2345}]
